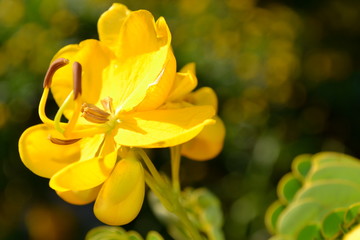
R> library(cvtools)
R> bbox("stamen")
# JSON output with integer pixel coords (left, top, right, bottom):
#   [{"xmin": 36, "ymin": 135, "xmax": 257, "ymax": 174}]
[
  {"xmin": 59, "ymin": 62, "xmax": 82, "ymax": 134},
  {"xmin": 43, "ymin": 58, "xmax": 69, "ymax": 88},
  {"xmin": 81, "ymin": 112, "xmax": 109, "ymax": 123},
  {"xmin": 81, "ymin": 103, "xmax": 110, "ymax": 118},
  {"xmin": 73, "ymin": 62, "xmax": 82, "ymax": 100},
  {"xmin": 64, "ymin": 99, "xmax": 82, "ymax": 136},
  {"xmin": 38, "ymin": 88, "xmax": 52, "ymax": 124},
  {"xmin": 49, "ymin": 136, "xmax": 81, "ymax": 145},
  {"xmin": 81, "ymin": 103, "xmax": 110, "ymax": 123},
  {"xmin": 39, "ymin": 58, "xmax": 69, "ymax": 124},
  {"xmin": 101, "ymin": 97, "xmax": 114, "ymax": 113}
]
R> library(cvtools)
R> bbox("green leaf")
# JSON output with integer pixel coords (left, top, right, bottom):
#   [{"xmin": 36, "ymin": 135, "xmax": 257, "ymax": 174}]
[
  {"xmin": 267, "ymin": 152, "xmax": 360, "ymax": 239},
  {"xmin": 277, "ymin": 173, "xmax": 302, "ymax": 204},
  {"xmin": 182, "ymin": 188, "xmax": 225, "ymax": 240},
  {"xmin": 277, "ymin": 199, "xmax": 322, "ymax": 235},
  {"xmin": 85, "ymin": 226, "xmax": 128, "ymax": 240},
  {"xmin": 344, "ymin": 203, "xmax": 360, "ymax": 228},
  {"xmin": 128, "ymin": 231, "xmax": 144, "ymax": 240},
  {"xmin": 296, "ymin": 181, "xmax": 360, "ymax": 210},
  {"xmin": 269, "ymin": 236, "xmax": 291, "ymax": 240},
  {"xmin": 265, "ymin": 201, "xmax": 286, "ymax": 234},
  {"xmin": 291, "ymin": 154, "xmax": 312, "ymax": 180},
  {"xmin": 296, "ymin": 224, "xmax": 322, "ymax": 240},
  {"xmin": 312, "ymin": 152, "xmax": 359, "ymax": 169},
  {"xmin": 308, "ymin": 163, "xmax": 360, "ymax": 186},
  {"xmin": 321, "ymin": 209, "xmax": 346, "ymax": 239},
  {"xmin": 146, "ymin": 231, "xmax": 165, "ymax": 240}
]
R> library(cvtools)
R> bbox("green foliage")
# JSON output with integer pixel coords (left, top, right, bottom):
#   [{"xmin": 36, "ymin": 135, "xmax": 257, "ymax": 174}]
[
  {"xmin": 182, "ymin": 188, "xmax": 224, "ymax": 240},
  {"xmin": 266, "ymin": 152, "xmax": 360, "ymax": 240},
  {"xmin": 148, "ymin": 187, "xmax": 224, "ymax": 240},
  {"xmin": 85, "ymin": 226, "xmax": 164, "ymax": 240}
]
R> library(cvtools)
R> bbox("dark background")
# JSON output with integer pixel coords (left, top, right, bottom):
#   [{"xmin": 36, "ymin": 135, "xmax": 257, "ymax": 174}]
[{"xmin": 0, "ymin": 0, "xmax": 359, "ymax": 239}]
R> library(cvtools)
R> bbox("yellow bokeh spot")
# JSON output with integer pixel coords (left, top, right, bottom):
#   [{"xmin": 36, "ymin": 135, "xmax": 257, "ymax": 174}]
[
  {"xmin": 0, "ymin": 0, "xmax": 24, "ymax": 28},
  {"xmin": 266, "ymin": 53, "xmax": 299, "ymax": 87},
  {"xmin": 225, "ymin": 0, "xmax": 255, "ymax": 11},
  {"xmin": 305, "ymin": 50, "xmax": 352, "ymax": 82},
  {"xmin": 236, "ymin": 53, "xmax": 260, "ymax": 81},
  {"xmin": 179, "ymin": 0, "xmax": 210, "ymax": 15},
  {"xmin": 51, "ymin": 10, "xmax": 78, "ymax": 38},
  {"xmin": 4, "ymin": 23, "xmax": 44, "ymax": 67}
]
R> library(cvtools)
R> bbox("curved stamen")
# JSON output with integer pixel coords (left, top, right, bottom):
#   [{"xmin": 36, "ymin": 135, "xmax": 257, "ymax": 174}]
[
  {"xmin": 43, "ymin": 58, "xmax": 69, "ymax": 88},
  {"xmin": 38, "ymin": 88, "xmax": 52, "ymax": 124},
  {"xmin": 64, "ymin": 62, "xmax": 83, "ymax": 135},
  {"xmin": 41, "ymin": 59, "xmax": 111, "ymax": 139},
  {"xmin": 39, "ymin": 58, "xmax": 69, "ymax": 124},
  {"xmin": 73, "ymin": 62, "xmax": 82, "ymax": 100},
  {"xmin": 49, "ymin": 136, "xmax": 81, "ymax": 145}
]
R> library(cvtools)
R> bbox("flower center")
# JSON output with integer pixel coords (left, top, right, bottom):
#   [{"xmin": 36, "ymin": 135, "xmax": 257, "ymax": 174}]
[
  {"xmin": 39, "ymin": 58, "xmax": 117, "ymax": 143},
  {"xmin": 81, "ymin": 103, "xmax": 110, "ymax": 124}
]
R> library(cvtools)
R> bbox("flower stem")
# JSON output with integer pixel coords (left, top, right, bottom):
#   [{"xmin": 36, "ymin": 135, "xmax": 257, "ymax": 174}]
[
  {"xmin": 171, "ymin": 145, "xmax": 181, "ymax": 193},
  {"xmin": 136, "ymin": 148, "xmax": 163, "ymax": 184},
  {"xmin": 139, "ymin": 148, "xmax": 203, "ymax": 240}
]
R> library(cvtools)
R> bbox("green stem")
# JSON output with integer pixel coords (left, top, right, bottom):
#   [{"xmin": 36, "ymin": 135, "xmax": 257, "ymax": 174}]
[
  {"xmin": 139, "ymin": 148, "xmax": 203, "ymax": 240},
  {"xmin": 171, "ymin": 145, "xmax": 181, "ymax": 193},
  {"xmin": 136, "ymin": 148, "xmax": 163, "ymax": 184},
  {"xmin": 174, "ymin": 202, "xmax": 204, "ymax": 240}
]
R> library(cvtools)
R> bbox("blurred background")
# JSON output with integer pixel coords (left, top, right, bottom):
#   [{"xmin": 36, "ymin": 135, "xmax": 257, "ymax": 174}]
[{"xmin": 0, "ymin": 0, "xmax": 359, "ymax": 239}]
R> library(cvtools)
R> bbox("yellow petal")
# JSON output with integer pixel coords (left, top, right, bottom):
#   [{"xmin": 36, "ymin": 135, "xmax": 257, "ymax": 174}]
[
  {"xmin": 187, "ymin": 87, "xmax": 218, "ymax": 112},
  {"xmin": 135, "ymin": 49, "xmax": 176, "ymax": 111},
  {"xmin": 99, "ymin": 9, "xmax": 172, "ymax": 111},
  {"xmin": 344, "ymin": 224, "xmax": 360, "ymax": 240},
  {"xmin": 181, "ymin": 116, "xmax": 225, "ymax": 161},
  {"xmin": 115, "ymin": 105, "xmax": 215, "ymax": 147},
  {"xmin": 104, "ymin": 46, "xmax": 170, "ymax": 112},
  {"xmin": 19, "ymin": 124, "xmax": 82, "ymax": 178},
  {"xmin": 51, "ymin": 39, "xmax": 112, "ymax": 118},
  {"xmin": 49, "ymin": 150, "xmax": 117, "ymax": 192},
  {"xmin": 117, "ymin": 11, "xmax": 170, "ymax": 60},
  {"xmin": 94, "ymin": 153, "xmax": 145, "ymax": 225},
  {"xmin": 56, "ymin": 185, "xmax": 101, "ymax": 205},
  {"xmin": 167, "ymin": 63, "xmax": 198, "ymax": 101},
  {"xmin": 98, "ymin": 3, "xmax": 130, "ymax": 52}
]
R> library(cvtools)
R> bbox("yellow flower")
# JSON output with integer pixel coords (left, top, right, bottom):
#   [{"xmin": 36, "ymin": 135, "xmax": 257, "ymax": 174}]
[
  {"xmin": 344, "ymin": 224, "xmax": 360, "ymax": 240},
  {"xmin": 165, "ymin": 63, "xmax": 225, "ymax": 161},
  {"xmin": 18, "ymin": 3, "xmax": 215, "ymax": 225}
]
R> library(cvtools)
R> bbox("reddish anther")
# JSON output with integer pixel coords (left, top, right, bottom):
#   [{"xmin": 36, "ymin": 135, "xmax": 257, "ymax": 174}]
[
  {"xmin": 43, "ymin": 58, "xmax": 69, "ymax": 88},
  {"xmin": 73, "ymin": 62, "xmax": 82, "ymax": 100},
  {"xmin": 49, "ymin": 136, "xmax": 81, "ymax": 145}
]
